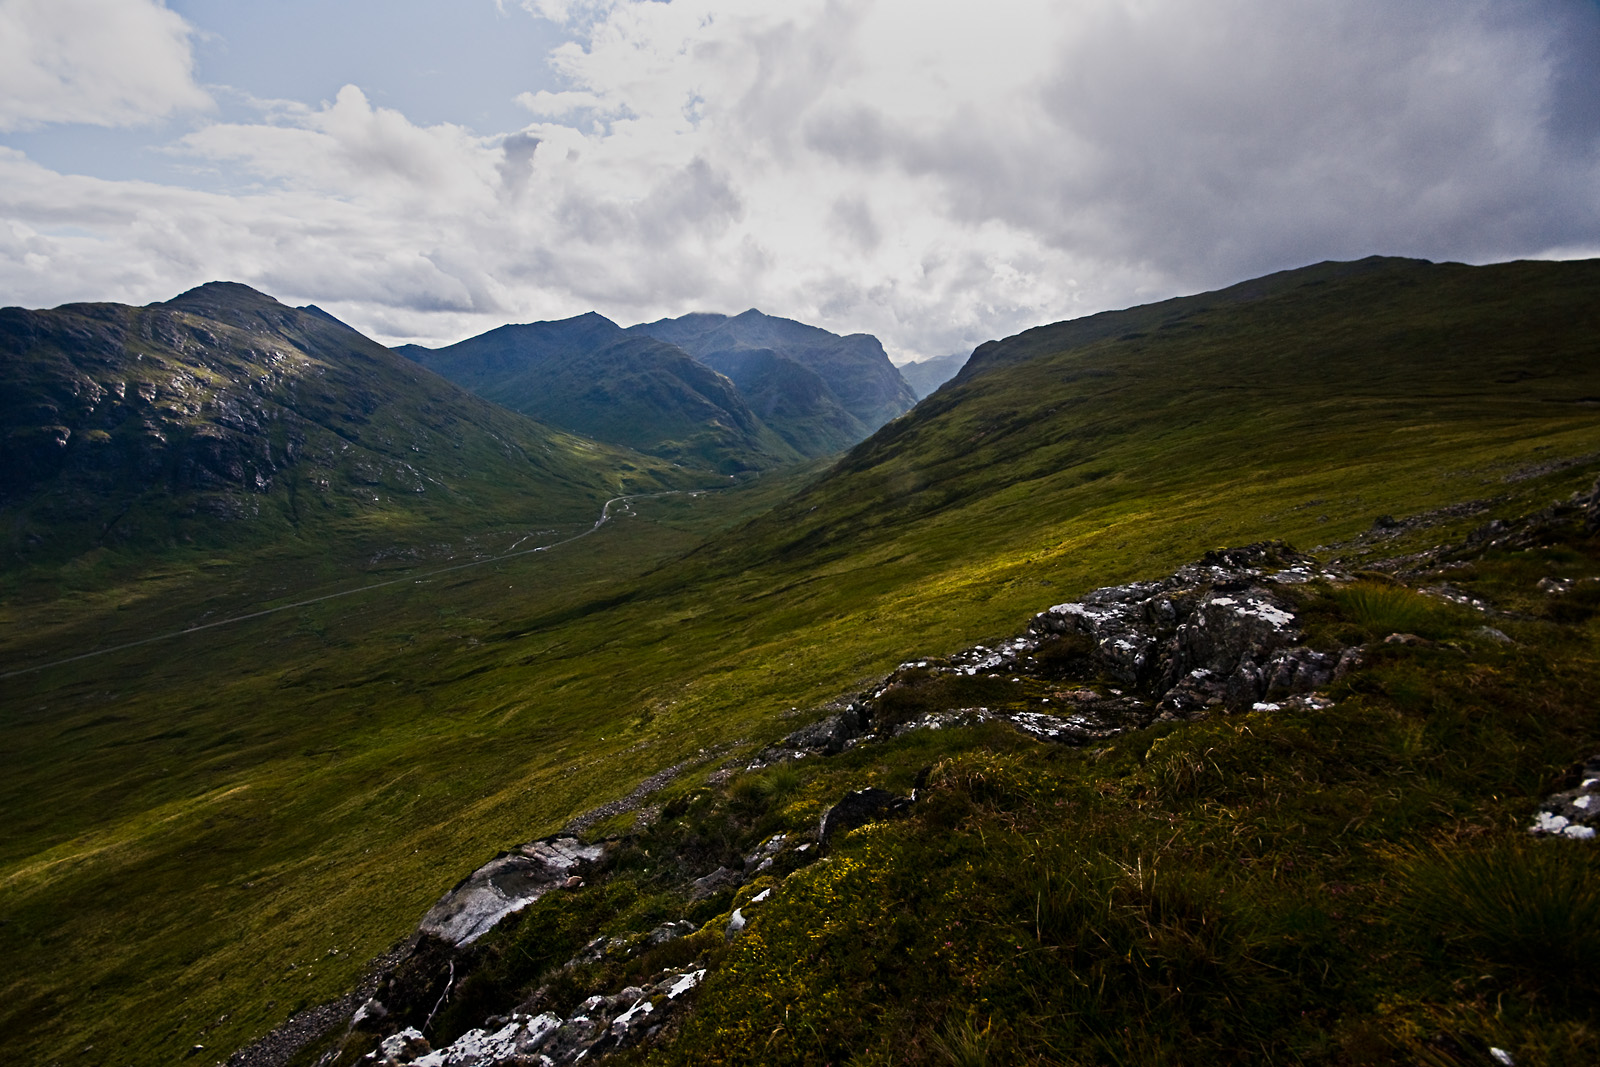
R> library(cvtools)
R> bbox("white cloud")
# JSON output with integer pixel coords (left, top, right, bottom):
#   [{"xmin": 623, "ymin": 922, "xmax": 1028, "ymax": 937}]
[
  {"xmin": 1, "ymin": 0, "xmax": 1597, "ymax": 360},
  {"xmin": 515, "ymin": 89, "xmax": 609, "ymax": 117},
  {"xmin": 178, "ymin": 86, "xmax": 499, "ymax": 202},
  {"xmin": 0, "ymin": 0, "xmax": 211, "ymax": 131}
]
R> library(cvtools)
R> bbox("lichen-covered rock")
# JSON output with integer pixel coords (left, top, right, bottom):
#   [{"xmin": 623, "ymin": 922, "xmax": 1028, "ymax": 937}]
[
  {"xmin": 374, "ymin": 1027, "xmax": 431, "ymax": 1065},
  {"xmin": 743, "ymin": 833, "xmax": 787, "ymax": 873},
  {"xmin": 396, "ymin": 970, "xmax": 706, "ymax": 1067},
  {"xmin": 1529, "ymin": 755, "xmax": 1600, "ymax": 841},
  {"xmin": 1032, "ymin": 545, "xmax": 1323, "ymax": 707},
  {"xmin": 764, "ymin": 542, "xmax": 1357, "ymax": 758},
  {"xmin": 646, "ymin": 921, "xmax": 697, "ymax": 946}
]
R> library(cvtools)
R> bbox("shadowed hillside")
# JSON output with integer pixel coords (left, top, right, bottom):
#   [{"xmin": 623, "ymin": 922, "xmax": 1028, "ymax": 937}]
[
  {"xmin": 629, "ymin": 308, "xmax": 917, "ymax": 435},
  {"xmin": 398, "ymin": 314, "xmax": 798, "ymax": 473}
]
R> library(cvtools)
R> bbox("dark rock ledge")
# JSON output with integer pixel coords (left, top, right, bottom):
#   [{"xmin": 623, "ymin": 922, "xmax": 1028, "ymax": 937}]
[{"xmin": 752, "ymin": 542, "xmax": 1362, "ymax": 769}]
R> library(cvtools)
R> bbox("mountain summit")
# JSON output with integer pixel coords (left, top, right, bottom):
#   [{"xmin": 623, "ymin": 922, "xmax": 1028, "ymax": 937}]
[{"xmin": 629, "ymin": 308, "xmax": 917, "ymax": 437}]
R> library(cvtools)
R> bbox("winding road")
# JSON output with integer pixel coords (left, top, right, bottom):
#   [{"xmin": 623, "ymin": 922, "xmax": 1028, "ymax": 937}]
[{"xmin": 1, "ymin": 490, "xmax": 691, "ymax": 681}]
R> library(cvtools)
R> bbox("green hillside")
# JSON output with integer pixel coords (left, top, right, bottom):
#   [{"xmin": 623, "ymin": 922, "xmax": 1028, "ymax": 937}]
[
  {"xmin": 695, "ymin": 346, "xmax": 869, "ymax": 456},
  {"xmin": 399, "ymin": 314, "xmax": 799, "ymax": 473},
  {"xmin": 0, "ymin": 283, "xmax": 684, "ymax": 577},
  {"xmin": 3, "ymin": 258, "xmax": 1599, "ymax": 1066},
  {"xmin": 702, "ymin": 256, "xmax": 1600, "ymax": 580}
]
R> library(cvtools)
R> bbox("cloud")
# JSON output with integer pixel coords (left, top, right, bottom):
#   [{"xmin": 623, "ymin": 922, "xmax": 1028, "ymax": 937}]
[
  {"xmin": 515, "ymin": 89, "xmax": 609, "ymax": 117},
  {"xmin": 0, "ymin": 0, "xmax": 211, "ymax": 131},
  {"xmin": 1, "ymin": 0, "xmax": 1598, "ymax": 360},
  {"xmin": 177, "ymin": 85, "xmax": 498, "ymax": 202}
]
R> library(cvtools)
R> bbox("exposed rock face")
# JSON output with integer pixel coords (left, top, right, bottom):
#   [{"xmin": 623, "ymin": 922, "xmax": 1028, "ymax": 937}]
[
  {"xmin": 1529, "ymin": 755, "xmax": 1600, "ymax": 841},
  {"xmin": 752, "ymin": 543, "xmax": 1356, "ymax": 767},
  {"xmin": 1026, "ymin": 545, "xmax": 1345, "ymax": 712},
  {"xmin": 420, "ymin": 838, "xmax": 606, "ymax": 946},
  {"xmin": 369, "ymin": 969, "xmax": 706, "ymax": 1067}
]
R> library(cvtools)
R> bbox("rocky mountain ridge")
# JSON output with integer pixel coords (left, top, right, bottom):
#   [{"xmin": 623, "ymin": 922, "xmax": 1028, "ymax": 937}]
[
  {"xmin": 628, "ymin": 308, "xmax": 917, "ymax": 436},
  {"xmin": 396, "ymin": 315, "xmax": 798, "ymax": 473},
  {"xmin": 0, "ymin": 283, "xmax": 678, "ymax": 563}
]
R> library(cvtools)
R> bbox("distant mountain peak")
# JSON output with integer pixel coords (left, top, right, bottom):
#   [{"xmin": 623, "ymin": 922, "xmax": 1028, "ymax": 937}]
[
  {"xmin": 397, "ymin": 313, "xmax": 794, "ymax": 472},
  {"xmin": 630, "ymin": 309, "xmax": 916, "ymax": 434},
  {"xmin": 161, "ymin": 280, "xmax": 283, "ymax": 313}
]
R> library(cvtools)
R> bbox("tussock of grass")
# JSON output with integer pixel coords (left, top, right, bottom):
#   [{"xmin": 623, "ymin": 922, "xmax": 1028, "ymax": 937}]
[
  {"xmin": 1400, "ymin": 840, "xmax": 1600, "ymax": 992},
  {"xmin": 1333, "ymin": 581, "xmax": 1448, "ymax": 638}
]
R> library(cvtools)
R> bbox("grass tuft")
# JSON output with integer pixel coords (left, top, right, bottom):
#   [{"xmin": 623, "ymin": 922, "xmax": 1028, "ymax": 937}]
[
  {"xmin": 1400, "ymin": 839, "xmax": 1600, "ymax": 993},
  {"xmin": 929, "ymin": 1016, "xmax": 993, "ymax": 1067},
  {"xmin": 1332, "ymin": 581, "xmax": 1448, "ymax": 639}
]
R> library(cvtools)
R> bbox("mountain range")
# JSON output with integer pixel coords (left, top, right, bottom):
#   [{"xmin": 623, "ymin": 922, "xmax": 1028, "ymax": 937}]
[
  {"xmin": 0, "ymin": 282, "xmax": 684, "ymax": 568},
  {"xmin": 397, "ymin": 308, "xmax": 916, "ymax": 471},
  {"xmin": 894, "ymin": 352, "xmax": 966, "ymax": 399},
  {"xmin": 3, "ymin": 256, "xmax": 1600, "ymax": 1067}
]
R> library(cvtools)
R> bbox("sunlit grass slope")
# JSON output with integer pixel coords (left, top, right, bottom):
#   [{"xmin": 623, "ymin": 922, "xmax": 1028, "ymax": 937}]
[{"xmin": 2, "ymin": 257, "xmax": 1598, "ymax": 1065}]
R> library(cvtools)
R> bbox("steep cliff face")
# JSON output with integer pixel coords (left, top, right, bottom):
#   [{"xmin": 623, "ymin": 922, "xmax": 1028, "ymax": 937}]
[{"xmin": 0, "ymin": 283, "xmax": 673, "ymax": 562}]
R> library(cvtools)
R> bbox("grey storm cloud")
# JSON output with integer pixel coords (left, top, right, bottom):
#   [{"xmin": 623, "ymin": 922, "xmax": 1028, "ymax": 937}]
[
  {"xmin": 1, "ymin": 0, "xmax": 1597, "ymax": 360},
  {"xmin": 497, "ymin": 131, "xmax": 542, "ymax": 197}
]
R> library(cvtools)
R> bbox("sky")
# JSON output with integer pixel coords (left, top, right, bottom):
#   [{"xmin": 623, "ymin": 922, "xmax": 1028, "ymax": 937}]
[{"xmin": 2, "ymin": 0, "xmax": 1599, "ymax": 362}]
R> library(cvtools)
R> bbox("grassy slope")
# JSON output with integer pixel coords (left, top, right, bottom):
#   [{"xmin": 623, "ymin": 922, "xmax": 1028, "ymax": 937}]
[
  {"xmin": 401, "ymin": 317, "xmax": 799, "ymax": 474},
  {"xmin": 2, "ymin": 258, "xmax": 1599, "ymax": 1064},
  {"xmin": 652, "ymin": 524, "xmax": 1600, "ymax": 1066},
  {"xmin": 404, "ymin": 501, "xmax": 1600, "ymax": 1066}
]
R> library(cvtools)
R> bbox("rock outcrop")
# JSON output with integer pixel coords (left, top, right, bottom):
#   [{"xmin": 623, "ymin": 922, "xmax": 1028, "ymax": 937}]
[
  {"xmin": 1529, "ymin": 755, "xmax": 1600, "ymax": 841},
  {"xmin": 370, "ymin": 969, "xmax": 707, "ymax": 1067},
  {"xmin": 753, "ymin": 542, "xmax": 1358, "ymax": 768},
  {"xmin": 419, "ymin": 838, "xmax": 606, "ymax": 947}
]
